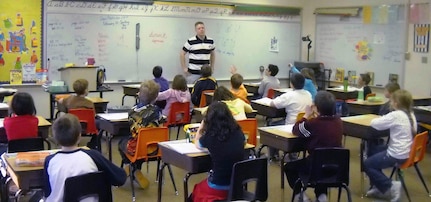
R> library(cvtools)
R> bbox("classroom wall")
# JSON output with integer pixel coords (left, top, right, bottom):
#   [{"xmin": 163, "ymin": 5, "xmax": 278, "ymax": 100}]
[{"xmin": 303, "ymin": 0, "xmax": 431, "ymax": 96}]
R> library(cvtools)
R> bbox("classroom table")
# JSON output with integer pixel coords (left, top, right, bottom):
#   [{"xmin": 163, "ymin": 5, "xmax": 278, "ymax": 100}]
[
  {"xmin": 257, "ymin": 125, "xmax": 307, "ymax": 189},
  {"xmin": 157, "ymin": 140, "xmax": 255, "ymax": 202},
  {"xmin": 0, "ymin": 103, "xmax": 8, "ymax": 118},
  {"xmin": 414, "ymin": 106, "xmax": 431, "ymax": 125},
  {"xmin": 412, "ymin": 96, "xmax": 431, "ymax": 106},
  {"xmin": 48, "ymin": 87, "xmax": 113, "ymax": 120},
  {"xmin": 192, "ymin": 107, "xmax": 257, "ymax": 122},
  {"xmin": 96, "ymin": 113, "xmax": 129, "ymax": 161},
  {"xmin": 56, "ymin": 97, "xmax": 109, "ymax": 116},
  {"xmin": 326, "ymin": 87, "xmax": 358, "ymax": 100},
  {"xmin": 346, "ymin": 100, "xmax": 385, "ymax": 115},
  {"xmin": 243, "ymin": 82, "xmax": 260, "ymax": 94},
  {"xmin": 273, "ymin": 88, "xmax": 292, "ymax": 97},
  {"xmin": 121, "ymin": 84, "xmax": 140, "ymax": 106},
  {"xmin": 341, "ymin": 114, "xmax": 389, "ymax": 196},
  {"xmin": 250, "ymin": 99, "xmax": 286, "ymax": 121},
  {"xmin": 0, "ymin": 116, "xmax": 51, "ymax": 143},
  {"xmin": 203, "ymin": 92, "xmax": 254, "ymax": 105}
]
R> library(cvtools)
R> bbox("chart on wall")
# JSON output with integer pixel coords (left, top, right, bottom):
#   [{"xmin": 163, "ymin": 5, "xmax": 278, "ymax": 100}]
[
  {"xmin": 44, "ymin": 1, "xmax": 301, "ymax": 82},
  {"xmin": 0, "ymin": 0, "xmax": 42, "ymax": 84},
  {"xmin": 315, "ymin": 7, "xmax": 406, "ymax": 87}
]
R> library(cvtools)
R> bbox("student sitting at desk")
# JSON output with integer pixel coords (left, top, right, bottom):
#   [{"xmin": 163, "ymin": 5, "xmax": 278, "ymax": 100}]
[
  {"xmin": 358, "ymin": 73, "xmax": 372, "ymax": 100},
  {"xmin": 59, "ymin": 79, "xmax": 95, "ymax": 111},
  {"xmin": 190, "ymin": 102, "xmax": 245, "ymax": 201},
  {"xmin": 258, "ymin": 64, "xmax": 280, "ymax": 98},
  {"xmin": 290, "ymin": 64, "xmax": 317, "ymax": 100},
  {"xmin": 286, "ymin": 91, "xmax": 343, "ymax": 202},
  {"xmin": 118, "ymin": 80, "xmax": 165, "ymax": 189},
  {"xmin": 152, "ymin": 65, "xmax": 169, "ymax": 92},
  {"xmin": 3, "ymin": 92, "xmax": 38, "ymax": 141},
  {"xmin": 156, "ymin": 74, "xmax": 191, "ymax": 116},
  {"xmin": 209, "ymin": 86, "xmax": 253, "ymax": 120},
  {"xmin": 44, "ymin": 114, "xmax": 126, "ymax": 202},
  {"xmin": 191, "ymin": 64, "xmax": 218, "ymax": 107},
  {"xmin": 379, "ymin": 82, "xmax": 401, "ymax": 115},
  {"xmin": 364, "ymin": 89, "xmax": 416, "ymax": 201}
]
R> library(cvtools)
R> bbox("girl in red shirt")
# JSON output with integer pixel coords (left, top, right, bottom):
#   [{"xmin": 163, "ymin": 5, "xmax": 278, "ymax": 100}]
[{"xmin": 4, "ymin": 92, "xmax": 38, "ymax": 141}]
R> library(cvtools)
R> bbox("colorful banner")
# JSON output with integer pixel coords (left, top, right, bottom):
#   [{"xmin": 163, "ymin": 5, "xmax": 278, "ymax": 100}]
[
  {"xmin": 414, "ymin": 24, "xmax": 430, "ymax": 53},
  {"xmin": 0, "ymin": 0, "xmax": 42, "ymax": 84}
]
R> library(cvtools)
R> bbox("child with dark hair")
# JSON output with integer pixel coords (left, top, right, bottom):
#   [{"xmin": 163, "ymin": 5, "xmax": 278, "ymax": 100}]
[
  {"xmin": 364, "ymin": 90, "xmax": 416, "ymax": 201},
  {"xmin": 287, "ymin": 91, "xmax": 343, "ymax": 201},
  {"xmin": 290, "ymin": 64, "xmax": 317, "ymax": 100},
  {"xmin": 3, "ymin": 92, "xmax": 38, "ymax": 141},
  {"xmin": 190, "ymin": 102, "xmax": 245, "ymax": 201},
  {"xmin": 358, "ymin": 73, "xmax": 372, "ymax": 99},
  {"xmin": 258, "ymin": 64, "xmax": 280, "ymax": 97},
  {"xmin": 60, "ymin": 79, "xmax": 94, "ymax": 111},
  {"xmin": 191, "ymin": 64, "xmax": 218, "ymax": 106},
  {"xmin": 156, "ymin": 74, "xmax": 191, "ymax": 116},
  {"xmin": 44, "ymin": 114, "xmax": 126, "ymax": 202},
  {"xmin": 152, "ymin": 66, "xmax": 169, "ymax": 92}
]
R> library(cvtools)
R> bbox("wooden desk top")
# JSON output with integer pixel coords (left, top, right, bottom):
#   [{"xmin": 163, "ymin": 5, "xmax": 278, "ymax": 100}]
[
  {"xmin": 258, "ymin": 125, "xmax": 297, "ymax": 139},
  {"xmin": 0, "ymin": 116, "xmax": 51, "ymax": 128},
  {"xmin": 122, "ymin": 84, "xmax": 140, "ymax": 88},
  {"xmin": 204, "ymin": 92, "xmax": 253, "ymax": 97},
  {"xmin": 243, "ymin": 82, "xmax": 260, "ymax": 87},
  {"xmin": 326, "ymin": 87, "xmax": 359, "ymax": 93},
  {"xmin": 97, "ymin": 112, "xmax": 128, "ymax": 122},
  {"xmin": 413, "ymin": 95, "xmax": 431, "ymax": 100},
  {"xmin": 341, "ymin": 114, "xmax": 380, "ymax": 126},
  {"xmin": 86, "ymin": 97, "xmax": 109, "ymax": 103},
  {"xmin": 346, "ymin": 100, "xmax": 385, "ymax": 106}
]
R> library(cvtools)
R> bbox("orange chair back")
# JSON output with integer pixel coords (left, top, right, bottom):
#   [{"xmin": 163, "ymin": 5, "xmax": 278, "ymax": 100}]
[
  {"xmin": 125, "ymin": 127, "xmax": 169, "ymax": 163},
  {"xmin": 237, "ymin": 118, "xmax": 257, "ymax": 146},
  {"xmin": 165, "ymin": 102, "xmax": 191, "ymax": 127},
  {"xmin": 68, "ymin": 108, "xmax": 98, "ymax": 135},
  {"xmin": 199, "ymin": 90, "xmax": 215, "ymax": 108},
  {"xmin": 365, "ymin": 93, "xmax": 376, "ymax": 100},
  {"xmin": 267, "ymin": 89, "xmax": 275, "ymax": 99},
  {"xmin": 399, "ymin": 131, "xmax": 428, "ymax": 169}
]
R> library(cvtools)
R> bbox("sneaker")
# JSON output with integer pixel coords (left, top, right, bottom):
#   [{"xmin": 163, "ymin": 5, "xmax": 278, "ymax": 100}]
[
  {"xmin": 366, "ymin": 186, "xmax": 383, "ymax": 198},
  {"xmin": 293, "ymin": 193, "xmax": 311, "ymax": 202},
  {"xmin": 316, "ymin": 194, "xmax": 328, "ymax": 202},
  {"xmin": 134, "ymin": 169, "xmax": 149, "ymax": 189},
  {"xmin": 389, "ymin": 181, "xmax": 402, "ymax": 202}
]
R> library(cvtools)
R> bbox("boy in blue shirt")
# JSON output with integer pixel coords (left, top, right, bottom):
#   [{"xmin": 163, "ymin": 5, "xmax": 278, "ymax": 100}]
[{"xmin": 153, "ymin": 66, "xmax": 169, "ymax": 92}]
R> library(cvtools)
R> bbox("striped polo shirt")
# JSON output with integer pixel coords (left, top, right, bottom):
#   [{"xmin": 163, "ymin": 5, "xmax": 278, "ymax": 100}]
[{"xmin": 183, "ymin": 35, "xmax": 215, "ymax": 74}]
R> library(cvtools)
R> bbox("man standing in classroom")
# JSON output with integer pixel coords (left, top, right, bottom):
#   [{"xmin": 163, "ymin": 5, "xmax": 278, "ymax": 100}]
[{"xmin": 180, "ymin": 21, "xmax": 216, "ymax": 84}]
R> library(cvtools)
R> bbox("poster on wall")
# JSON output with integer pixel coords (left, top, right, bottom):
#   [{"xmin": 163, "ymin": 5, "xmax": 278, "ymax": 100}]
[
  {"xmin": 414, "ymin": 24, "xmax": 430, "ymax": 53},
  {"xmin": 0, "ymin": 0, "xmax": 42, "ymax": 84}
]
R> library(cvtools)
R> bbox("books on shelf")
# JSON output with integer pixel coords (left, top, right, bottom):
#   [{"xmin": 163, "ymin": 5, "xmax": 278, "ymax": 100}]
[{"xmin": 335, "ymin": 68, "xmax": 345, "ymax": 81}]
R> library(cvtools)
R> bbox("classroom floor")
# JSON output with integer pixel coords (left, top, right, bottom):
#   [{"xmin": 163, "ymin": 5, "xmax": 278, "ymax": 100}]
[{"xmin": 93, "ymin": 115, "xmax": 431, "ymax": 202}]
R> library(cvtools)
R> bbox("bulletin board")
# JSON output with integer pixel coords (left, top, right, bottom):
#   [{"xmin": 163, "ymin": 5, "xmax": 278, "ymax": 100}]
[{"xmin": 0, "ymin": 0, "xmax": 43, "ymax": 84}]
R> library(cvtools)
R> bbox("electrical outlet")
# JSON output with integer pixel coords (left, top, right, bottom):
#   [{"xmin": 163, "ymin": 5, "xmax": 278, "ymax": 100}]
[{"xmin": 422, "ymin": 56, "xmax": 428, "ymax": 64}]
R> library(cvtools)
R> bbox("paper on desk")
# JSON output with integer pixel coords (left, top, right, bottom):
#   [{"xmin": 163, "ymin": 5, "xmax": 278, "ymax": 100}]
[
  {"xmin": 264, "ymin": 124, "xmax": 294, "ymax": 133},
  {"xmin": 254, "ymin": 97, "xmax": 272, "ymax": 106},
  {"xmin": 0, "ymin": 118, "xmax": 4, "ymax": 128},
  {"xmin": 0, "ymin": 103, "xmax": 8, "ymax": 109},
  {"xmin": 167, "ymin": 142, "xmax": 208, "ymax": 154},
  {"xmin": 332, "ymin": 86, "xmax": 360, "ymax": 92},
  {"xmin": 97, "ymin": 112, "xmax": 128, "ymax": 120}
]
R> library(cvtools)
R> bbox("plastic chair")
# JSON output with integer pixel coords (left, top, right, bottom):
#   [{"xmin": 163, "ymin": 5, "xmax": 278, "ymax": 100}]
[
  {"xmin": 237, "ymin": 118, "xmax": 257, "ymax": 146},
  {"xmin": 121, "ymin": 127, "xmax": 177, "ymax": 201},
  {"xmin": 64, "ymin": 171, "xmax": 112, "ymax": 202},
  {"xmin": 68, "ymin": 108, "xmax": 101, "ymax": 151},
  {"xmin": 7, "ymin": 137, "xmax": 47, "ymax": 153},
  {"xmin": 199, "ymin": 90, "xmax": 215, "ymax": 108},
  {"xmin": 291, "ymin": 147, "xmax": 352, "ymax": 202},
  {"xmin": 365, "ymin": 93, "xmax": 376, "ymax": 100},
  {"xmin": 389, "ymin": 131, "xmax": 430, "ymax": 202},
  {"xmin": 164, "ymin": 102, "xmax": 191, "ymax": 140},
  {"xmin": 267, "ymin": 88, "xmax": 275, "ymax": 99},
  {"xmin": 225, "ymin": 157, "xmax": 268, "ymax": 201}
]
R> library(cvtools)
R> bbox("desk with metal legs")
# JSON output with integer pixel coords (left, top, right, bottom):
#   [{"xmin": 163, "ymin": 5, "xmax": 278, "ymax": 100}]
[{"xmin": 96, "ymin": 113, "xmax": 129, "ymax": 161}]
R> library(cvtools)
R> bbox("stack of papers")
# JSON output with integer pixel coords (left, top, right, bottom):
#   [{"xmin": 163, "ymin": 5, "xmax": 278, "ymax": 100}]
[{"xmin": 166, "ymin": 142, "xmax": 208, "ymax": 154}]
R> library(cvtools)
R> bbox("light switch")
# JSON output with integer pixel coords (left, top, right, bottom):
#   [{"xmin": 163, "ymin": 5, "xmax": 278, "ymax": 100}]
[{"xmin": 422, "ymin": 56, "xmax": 428, "ymax": 64}]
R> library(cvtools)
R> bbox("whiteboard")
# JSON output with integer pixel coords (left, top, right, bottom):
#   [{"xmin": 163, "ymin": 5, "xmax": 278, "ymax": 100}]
[
  {"xmin": 315, "ymin": 13, "xmax": 406, "ymax": 86},
  {"xmin": 44, "ymin": 1, "xmax": 301, "ymax": 82}
]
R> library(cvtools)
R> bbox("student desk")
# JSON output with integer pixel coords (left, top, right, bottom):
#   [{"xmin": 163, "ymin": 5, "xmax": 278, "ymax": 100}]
[
  {"xmin": 250, "ymin": 100, "xmax": 286, "ymax": 120},
  {"xmin": 243, "ymin": 82, "xmax": 260, "ymax": 94},
  {"xmin": 274, "ymin": 88, "xmax": 292, "ymax": 97},
  {"xmin": 414, "ymin": 106, "xmax": 431, "ymax": 125},
  {"xmin": 96, "ymin": 113, "xmax": 129, "ymax": 161},
  {"xmin": 121, "ymin": 84, "xmax": 140, "ymax": 105},
  {"xmin": 257, "ymin": 125, "xmax": 307, "ymax": 189},
  {"xmin": 412, "ymin": 96, "xmax": 431, "ymax": 106},
  {"xmin": 0, "ymin": 116, "xmax": 51, "ymax": 143},
  {"xmin": 157, "ymin": 140, "xmax": 255, "ymax": 202},
  {"xmin": 346, "ymin": 100, "xmax": 385, "ymax": 115},
  {"xmin": 203, "ymin": 92, "xmax": 254, "ymax": 105},
  {"xmin": 48, "ymin": 88, "xmax": 113, "ymax": 120},
  {"xmin": 55, "ymin": 97, "xmax": 109, "ymax": 119},
  {"xmin": 326, "ymin": 87, "xmax": 358, "ymax": 100},
  {"xmin": 0, "ymin": 103, "xmax": 8, "ymax": 118},
  {"xmin": 0, "ymin": 88, "xmax": 16, "ymax": 103},
  {"xmin": 341, "ymin": 114, "xmax": 389, "ymax": 196}
]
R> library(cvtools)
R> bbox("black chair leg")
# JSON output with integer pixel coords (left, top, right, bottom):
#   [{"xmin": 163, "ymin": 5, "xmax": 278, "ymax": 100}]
[
  {"xmin": 337, "ymin": 187, "xmax": 342, "ymax": 202},
  {"xmin": 130, "ymin": 164, "xmax": 135, "ymax": 201},
  {"xmin": 176, "ymin": 126, "xmax": 180, "ymax": 140},
  {"xmin": 397, "ymin": 171, "xmax": 411, "ymax": 202},
  {"xmin": 413, "ymin": 163, "xmax": 431, "ymax": 194},
  {"xmin": 342, "ymin": 184, "xmax": 352, "ymax": 202},
  {"xmin": 167, "ymin": 165, "xmax": 178, "ymax": 195},
  {"xmin": 156, "ymin": 159, "xmax": 161, "ymax": 182},
  {"xmin": 389, "ymin": 167, "xmax": 397, "ymax": 179}
]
